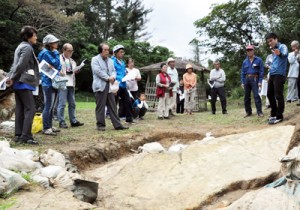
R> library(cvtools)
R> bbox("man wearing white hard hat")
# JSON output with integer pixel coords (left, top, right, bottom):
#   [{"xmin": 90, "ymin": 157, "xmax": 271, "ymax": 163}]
[
  {"xmin": 166, "ymin": 57, "xmax": 179, "ymax": 116},
  {"xmin": 111, "ymin": 44, "xmax": 135, "ymax": 124}
]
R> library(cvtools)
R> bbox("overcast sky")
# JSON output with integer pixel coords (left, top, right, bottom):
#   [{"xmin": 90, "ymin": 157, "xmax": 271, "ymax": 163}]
[{"xmin": 141, "ymin": 0, "xmax": 228, "ymax": 65}]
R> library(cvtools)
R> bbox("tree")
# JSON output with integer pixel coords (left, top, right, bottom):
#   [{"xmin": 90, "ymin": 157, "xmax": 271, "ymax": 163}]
[
  {"xmin": 260, "ymin": 0, "xmax": 300, "ymax": 42},
  {"xmin": 193, "ymin": 0, "xmax": 268, "ymax": 90},
  {"xmin": 113, "ymin": 0, "xmax": 152, "ymax": 41}
]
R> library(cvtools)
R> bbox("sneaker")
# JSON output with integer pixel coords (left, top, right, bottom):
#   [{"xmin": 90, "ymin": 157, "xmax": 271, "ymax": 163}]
[
  {"xmin": 268, "ymin": 116, "xmax": 276, "ymax": 122},
  {"xmin": 71, "ymin": 121, "xmax": 84, "ymax": 127},
  {"xmin": 157, "ymin": 116, "xmax": 164, "ymax": 120},
  {"xmin": 59, "ymin": 122, "xmax": 68, "ymax": 128},
  {"xmin": 51, "ymin": 127, "xmax": 61, "ymax": 132},
  {"xmin": 164, "ymin": 116, "xmax": 170, "ymax": 119},
  {"xmin": 268, "ymin": 118, "xmax": 283, "ymax": 125},
  {"xmin": 43, "ymin": 128, "xmax": 57, "ymax": 136},
  {"xmin": 138, "ymin": 117, "xmax": 144, "ymax": 120},
  {"xmin": 222, "ymin": 111, "xmax": 228, "ymax": 114}
]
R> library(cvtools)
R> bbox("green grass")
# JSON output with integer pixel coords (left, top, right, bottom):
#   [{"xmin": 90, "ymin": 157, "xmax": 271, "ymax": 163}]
[{"xmin": 0, "ymin": 198, "xmax": 16, "ymax": 210}]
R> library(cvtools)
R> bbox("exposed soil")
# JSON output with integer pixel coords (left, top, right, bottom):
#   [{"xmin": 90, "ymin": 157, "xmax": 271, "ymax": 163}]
[{"xmin": 1, "ymin": 104, "xmax": 300, "ymax": 210}]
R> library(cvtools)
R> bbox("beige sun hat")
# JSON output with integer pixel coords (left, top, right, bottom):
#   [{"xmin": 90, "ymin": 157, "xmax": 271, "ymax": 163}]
[{"xmin": 185, "ymin": 63, "xmax": 193, "ymax": 70}]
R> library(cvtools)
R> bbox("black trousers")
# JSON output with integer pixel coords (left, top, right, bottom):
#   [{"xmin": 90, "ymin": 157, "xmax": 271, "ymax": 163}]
[
  {"xmin": 14, "ymin": 89, "xmax": 36, "ymax": 140},
  {"xmin": 132, "ymin": 107, "xmax": 147, "ymax": 118},
  {"xmin": 95, "ymin": 83, "xmax": 123, "ymax": 128},
  {"xmin": 211, "ymin": 87, "xmax": 227, "ymax": 113},
  {"xmin": 267, "ymin": 75, "xmax": 285, "ymax": 119},
  {"xmin": 116, "ymin": 87, "xmax": 133, "ymax": 122},
  {"xmin": 176, "ymin": 100, "xmax": 185, "ymax": 113}
]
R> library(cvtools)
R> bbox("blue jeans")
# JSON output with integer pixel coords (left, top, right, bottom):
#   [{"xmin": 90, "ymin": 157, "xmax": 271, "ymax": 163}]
[
  {"xmin": 42, "ymin": 86, "xmax": 57, "ymax": 130},
  {"xmin": 244, "ymin": 77, "xmax": 262, "ymax": 114},
  {"xmin": 57, "ymin": 87, "xmax": 77, "ymax": 124}
]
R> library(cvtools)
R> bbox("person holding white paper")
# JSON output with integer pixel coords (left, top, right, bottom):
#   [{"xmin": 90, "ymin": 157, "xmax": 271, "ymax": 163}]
[
  {"xmin": 7, "ymin": 26, "xmax": 40, "ymax": 144},
  {"xmin": 91, "ymin": 43, "xmax": 128, "ymax": 131},
  {"xmin": 209, "ymin": 61, "xmax": 227, "ymax": 115},
  {"xmin": 57, "ymin": 43, "xmax": 84, "ymax": 128},
  {"xmin": 38, "ymin": 34, "xmax": 62, "ymax": 136},
  {"xmin": 126, "ymin": 58, "xmax": 141, "ymax": 100}
]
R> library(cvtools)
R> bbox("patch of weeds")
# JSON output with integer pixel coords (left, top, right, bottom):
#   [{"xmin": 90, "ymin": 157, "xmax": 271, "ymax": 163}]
[
  {"xmin": 21, "ymin": 173, "xmax": 32, "ymax": 182},
  {"xmin": 0, "ymin": 198, "xmax": 17, "ymax": 210}
]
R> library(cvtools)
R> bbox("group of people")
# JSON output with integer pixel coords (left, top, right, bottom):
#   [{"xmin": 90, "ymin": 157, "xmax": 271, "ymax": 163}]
[
  {"xmin": 7, "ymin": 26, "xmax": 149, "ymax": 144},
  {"xmin": 91, "ymin": 43, "xmax": 148, "ymax": 131},
  {"xmin": 155, "ymin": 59, "xmax": 198, "ymax": 119},
  {"xmin": 240, "ymin": 32, "xmax": 299, "ymax": 124},
  {"xmin": 7, "ymin": 26, "xmax": 86, "ymax": 144},
  {"xmin": 6, "ymin": 26, "xmax": 299, "ymax": 145}
]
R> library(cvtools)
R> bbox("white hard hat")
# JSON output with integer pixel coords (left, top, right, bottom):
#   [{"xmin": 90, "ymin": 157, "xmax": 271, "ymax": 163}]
[
  {"xmin": 43, "ymin": 34, "xmax": 59, "ymax": 44},
  {"xmin": 113, "ymin": 44, "xmax": 125, "ymax": 53}
]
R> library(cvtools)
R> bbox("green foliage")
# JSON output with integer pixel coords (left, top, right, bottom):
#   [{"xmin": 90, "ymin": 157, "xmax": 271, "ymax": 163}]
[
  {"xmin": 193, "ymin": 0, "xmax": 269, "ymax": 90},
  {"xmin": 0, "ymin": 198, "xmax": 17, "ymax": 209}
]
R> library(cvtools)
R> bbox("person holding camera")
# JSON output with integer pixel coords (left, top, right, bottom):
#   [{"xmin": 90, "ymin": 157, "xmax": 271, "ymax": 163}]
[
  {"xmin": 57, "ymin": 43, "xmax": 84, "ymax": 128},
  {"xmin": 265, "ymin": 33, "xmax": 288, "ymax": 124}
]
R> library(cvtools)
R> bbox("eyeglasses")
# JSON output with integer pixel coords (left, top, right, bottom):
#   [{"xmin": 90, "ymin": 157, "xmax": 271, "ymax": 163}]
[
  {"xmin": 246, "ymin": 49, "xmax": 254, "ymax": 52},
  {"xmin": 66, "ymin": 49, "xmax": 74, "ymax": 53}
]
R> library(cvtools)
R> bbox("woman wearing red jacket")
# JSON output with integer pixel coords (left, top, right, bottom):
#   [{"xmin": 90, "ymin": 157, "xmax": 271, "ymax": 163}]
[{"xmin": 156, "ymin": 63, "xmax": 173, "ymax": 119}]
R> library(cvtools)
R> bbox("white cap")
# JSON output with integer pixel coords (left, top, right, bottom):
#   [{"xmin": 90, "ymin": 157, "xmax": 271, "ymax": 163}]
[
  {"xmin": 167, "ymin": 57, "xmax": 175, "ymax": 64},
  {"xmin": 43, "ymin": 34, "xmax": 59, "ymax": 44},
  {"xmin": 113, "ymin": 44, "xmax": 125, "ymax": 53}
]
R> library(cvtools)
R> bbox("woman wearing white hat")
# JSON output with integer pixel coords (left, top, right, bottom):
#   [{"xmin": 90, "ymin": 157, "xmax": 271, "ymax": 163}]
[{"xmin": 183, "ymin": 64, "xmax": 197, "ymax": 114}]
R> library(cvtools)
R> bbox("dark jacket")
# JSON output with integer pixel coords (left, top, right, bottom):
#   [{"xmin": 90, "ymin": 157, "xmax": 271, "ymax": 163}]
[{"xmin": 8, "ymin": 41, "xmax": 39, "ymax": 87}]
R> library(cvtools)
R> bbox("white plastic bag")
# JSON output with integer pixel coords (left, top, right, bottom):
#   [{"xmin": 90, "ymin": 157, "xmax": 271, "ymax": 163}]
[
  {"xmin": 109, "ymin": 81, "xmax": 119, "ymax": 93},
  {"xmin": 138, "ymin": 142, "xmax": 165, "ymax": 153},
  {"xmin": 0, "ymin": 167, "xmax": 28, "ymax": 194},
  {"xmin": 39, "ymin": 165, "xmax": 64, "ymax": 179},
  {"xmin": 40, "ymin": 149, "xmax": 66, "ymax": 167}
]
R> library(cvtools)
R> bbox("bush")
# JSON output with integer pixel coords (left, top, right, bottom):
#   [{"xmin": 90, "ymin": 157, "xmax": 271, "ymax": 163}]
[{"xmin": 229, "ymin": 87, "xmax": 244, "ymax": 99}]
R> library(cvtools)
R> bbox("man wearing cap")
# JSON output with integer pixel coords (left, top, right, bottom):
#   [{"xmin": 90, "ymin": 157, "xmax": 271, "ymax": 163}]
[
  {"xmin": 91, "ymin": 43, "xmax": 128, "ymax": 131},
  {"xmin": 265, "ymin": 33, "xmax": 288, "ymax": 124},
  {"xmin": 166, "ymin": 57, "xmax": 179, "ymax": 116},
  {"xmin": 209, "ymin": 61, "xmax": 227, "ymax": 114},
  {"xmin": 241, "ymin": 45, "xmax": 264, "ymax": 118},
  {"xmin": 111, "ymin": 44, "xmax": 135, "ymax": 124}
]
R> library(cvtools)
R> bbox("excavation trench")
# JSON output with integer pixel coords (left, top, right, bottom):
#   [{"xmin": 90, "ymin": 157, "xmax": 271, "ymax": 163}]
[
  {"xmin": 65, "ymin": 125, "xmax": 297, "ymax": 209},
  {"xmin": 66, "ymin": 131, "xmax": 205, "ymax": 170}
]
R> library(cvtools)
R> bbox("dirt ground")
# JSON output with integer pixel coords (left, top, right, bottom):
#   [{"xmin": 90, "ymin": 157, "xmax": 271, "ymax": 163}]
[{"xmin": 1, "ymin": 102, "xmax": 300, "ymax": 209}]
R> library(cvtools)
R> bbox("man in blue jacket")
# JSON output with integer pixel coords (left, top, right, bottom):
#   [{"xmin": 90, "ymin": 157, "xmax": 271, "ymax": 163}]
[
  {"xmin": 241, "ymin": 45, "xmax": 264, "ymax": 118},
  {"xmin": 265, "ymin": 33, "xmax": 288, "ymax": 124}
]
